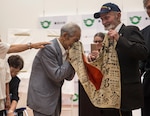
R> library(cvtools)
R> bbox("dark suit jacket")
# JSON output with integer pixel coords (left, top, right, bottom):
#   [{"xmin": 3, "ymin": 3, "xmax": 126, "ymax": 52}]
[
  {"xmin": 116, "ymin": 24, "xmax": 148, "ymax": 110},
  {"xmin": 140, "ymin": 25, "xmax": 150, "ymax": 97},
  {"xmin": 27, "ymin": 38, "xmax": 75, "ymax": 115}
]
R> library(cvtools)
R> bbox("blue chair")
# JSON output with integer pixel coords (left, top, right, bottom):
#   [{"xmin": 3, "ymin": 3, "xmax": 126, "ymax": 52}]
[{"xmin": 14, "ymin": 107, "xmax": 28, "ymax": 116}]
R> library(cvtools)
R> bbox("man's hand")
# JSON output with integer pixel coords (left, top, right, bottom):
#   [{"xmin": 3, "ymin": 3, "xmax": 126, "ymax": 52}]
[
  {"xmin": 8, "ymin": 41, "xmax": 50, "ymax": 53},
  {"xmin": 88, "ymin": 50, "xmax": 99, "ymax": 62},
  {"xmin": 107, "ymin": 29, "xmax": 119, "ymax": 41},
  {"xmin": 30, "ymin": 42, "xmax": 50, "ymax": 49}
]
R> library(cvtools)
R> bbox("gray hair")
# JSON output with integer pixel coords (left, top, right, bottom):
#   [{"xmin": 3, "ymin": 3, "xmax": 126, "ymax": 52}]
[
  {"xmin": 143, "ymin": 0, "xmax": 149, "ymax": 8},
  {"xmin": 60, "ymin": 22, "xmax": 81, "ymax": 37}
]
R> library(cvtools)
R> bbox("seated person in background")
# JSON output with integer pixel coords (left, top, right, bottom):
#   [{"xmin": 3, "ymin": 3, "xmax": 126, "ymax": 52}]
[
  {"xmin": 7, "ymin": 55, "xmax": 24, "ymax": 116},
  {"xmin": 87, "ymin": 32, "xmax": 105, "ymax": 62}
]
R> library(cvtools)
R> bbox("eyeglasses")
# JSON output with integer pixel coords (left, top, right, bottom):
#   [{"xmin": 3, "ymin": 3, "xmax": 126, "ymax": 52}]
[{"xmin": 93, "ymin": 40, "xmax": 103, "ymax": 43}]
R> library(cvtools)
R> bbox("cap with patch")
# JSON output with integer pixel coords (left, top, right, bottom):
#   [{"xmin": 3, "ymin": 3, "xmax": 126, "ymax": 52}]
[{"xmin": 94, "ymin": 3, "xmax": 121, "ymax": 19}]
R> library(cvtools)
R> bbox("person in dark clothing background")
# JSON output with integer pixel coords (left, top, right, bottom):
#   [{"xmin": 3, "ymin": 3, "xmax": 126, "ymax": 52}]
[
  {"xmin": 139, "ymin": 0, "xmax": 150, "ymax": 116},
  {"xmin": 7, "ymin": 55, "xmax": 24, "ymax": 116}
]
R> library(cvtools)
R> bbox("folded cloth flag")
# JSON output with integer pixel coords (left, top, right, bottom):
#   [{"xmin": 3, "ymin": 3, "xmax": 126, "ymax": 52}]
[
  {"xmin": 69, "ymin": 38, "xmax": 121, "ymax": 109},
  {"xmin": 82, "ymin": 54, "xmax": 103, "ymax": 90}
]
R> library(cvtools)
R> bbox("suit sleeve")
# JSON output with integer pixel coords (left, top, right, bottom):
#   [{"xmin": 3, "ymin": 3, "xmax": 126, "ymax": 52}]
[
  {"xmin": 116, "ymin": 26, "xmax": 148, "ymax": 60},
  {"xmin": 38, "ymin": 45, "xmax": 75, "ymax": 82}
]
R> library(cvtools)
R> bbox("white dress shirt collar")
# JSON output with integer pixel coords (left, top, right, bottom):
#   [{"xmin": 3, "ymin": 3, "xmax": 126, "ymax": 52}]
[
  {"xmin": 115, "ymin": 23, "xmax": 123, "ymax": 32},
  {"xmin": 57, "ymin": 39, "xmax": 67, "ymax": 61}
]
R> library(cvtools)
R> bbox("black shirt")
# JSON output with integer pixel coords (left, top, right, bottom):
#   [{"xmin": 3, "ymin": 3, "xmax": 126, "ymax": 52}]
[{"xmin": 9, "ymin": 76, "xmax": 20, "ymax": 102}]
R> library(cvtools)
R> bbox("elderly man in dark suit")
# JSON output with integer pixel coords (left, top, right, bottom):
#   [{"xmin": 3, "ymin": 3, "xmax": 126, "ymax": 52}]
[
  {"xmin": 27, "ymin": 22, "xmax": 81, "ymax": 116},
  {"xmin": 92, "ymin": 2, "xmax": 148, "ymax": 116}
]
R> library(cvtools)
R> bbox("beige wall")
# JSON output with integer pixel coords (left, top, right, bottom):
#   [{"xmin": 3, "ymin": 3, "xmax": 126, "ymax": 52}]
[{"xmin": 0, "ymin": 0, "xmax": 144, "ymax": 41}]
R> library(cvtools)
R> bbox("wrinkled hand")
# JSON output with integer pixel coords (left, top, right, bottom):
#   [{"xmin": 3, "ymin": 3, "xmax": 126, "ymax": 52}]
[
  {"xmin": 107, "ymin": 29, "xmax": 119, "ymax": 41},
  {"xmin": 88, "ymin": 50, "xmax": 99, "ymax": 61},
  {"xmin": 31, "ymin": 42, "xmax": 50, "ymax": 49}
]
